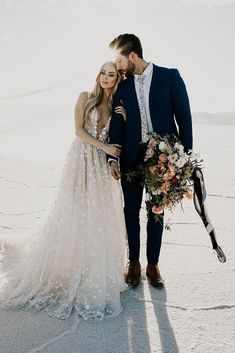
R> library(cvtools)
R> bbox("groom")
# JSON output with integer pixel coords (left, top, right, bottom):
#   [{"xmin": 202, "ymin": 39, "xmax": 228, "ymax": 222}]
[{"xmin": 108, "ymin": 34, "xmax": 193, "ymax": 287}]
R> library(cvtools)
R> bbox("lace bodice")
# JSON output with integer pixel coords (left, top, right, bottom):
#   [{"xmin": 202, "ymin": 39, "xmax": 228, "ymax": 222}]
[{"xmin": 86, "ymin": 108, "xmax": 111, "ymax": 143}]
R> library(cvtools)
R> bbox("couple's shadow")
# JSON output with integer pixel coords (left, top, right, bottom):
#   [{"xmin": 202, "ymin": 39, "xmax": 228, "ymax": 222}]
[
  {"xmin": 81, "ymin": 281, "xmax": 180, "ymax": 353},
  {"xmin": 118, "ymin": 281, "xmax": 180, "ymax": 353}
]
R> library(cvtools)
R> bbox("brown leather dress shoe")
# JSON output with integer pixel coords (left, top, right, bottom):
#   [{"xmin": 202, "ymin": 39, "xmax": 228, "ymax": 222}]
[
  {"xmin": 146, "ymin": 264, "xmax": 165, "ymax": 288},
  {"xmin": 125, "ymin": 260, "xmax": 141, "ymax": 287}
]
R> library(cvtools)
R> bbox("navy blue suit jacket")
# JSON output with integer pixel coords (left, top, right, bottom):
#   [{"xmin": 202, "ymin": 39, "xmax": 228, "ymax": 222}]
[{"xmin": 109, "ymin": 64, "xmax": 193, "ymax": 172}]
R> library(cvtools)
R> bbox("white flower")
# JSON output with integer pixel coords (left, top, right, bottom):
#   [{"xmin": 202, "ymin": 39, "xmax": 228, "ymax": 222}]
[
  {"xmin": 175, "ymin": 157, "xmax": 187, "ymax": 168},
  {"xmin": 159, "ymin": 141, "xmax": 167, "ymax": 151},
  {"xmin": 181, "ymin": 152, "xmax": 189, "ymax": 162},
  {"xmin": 168, "ymin": 153, "xmax": 178, "ymax": 163},
  {"xmin": 174, "ymin": 142, "xmax": 181, "ymax": 149},
  {"xmin": 174, "ymin": 142, "xmax": 184, "ymax": 155},
  {"xmin": 179, "ymin": 146, "xmax": 185, "ymax": 155}
]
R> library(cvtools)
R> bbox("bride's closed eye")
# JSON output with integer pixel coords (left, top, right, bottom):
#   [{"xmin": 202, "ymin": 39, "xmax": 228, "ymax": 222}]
[{"xmin": 101, "ymin": 71, "xmax": 116, "ymax": 77}]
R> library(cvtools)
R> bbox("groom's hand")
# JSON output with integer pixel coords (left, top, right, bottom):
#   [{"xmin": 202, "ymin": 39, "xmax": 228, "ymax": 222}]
[{"xmin": 110, "ymin": 161, "xmax": 121, "ymax": 180}]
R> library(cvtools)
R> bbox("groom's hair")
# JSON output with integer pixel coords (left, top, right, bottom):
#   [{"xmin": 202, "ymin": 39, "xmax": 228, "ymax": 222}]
[{"xmin": 109, "ymin": 33, "xmax": 143, "ymax": 59}]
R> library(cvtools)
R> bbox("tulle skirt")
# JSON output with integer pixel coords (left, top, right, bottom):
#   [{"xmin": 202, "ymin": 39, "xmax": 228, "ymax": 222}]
[{"xmin": 0, "ymin": 137, "xmax": 128, "ymax": 319}]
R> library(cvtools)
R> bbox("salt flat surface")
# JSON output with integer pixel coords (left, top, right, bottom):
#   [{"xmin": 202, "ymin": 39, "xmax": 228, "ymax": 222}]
[{"xmin": 0, "ymin": 120, "xmax": 234, "ymax": 353}]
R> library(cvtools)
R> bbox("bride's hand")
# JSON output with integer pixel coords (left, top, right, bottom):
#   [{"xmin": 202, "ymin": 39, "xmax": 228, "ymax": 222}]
[
  {"xmin": 102, "ymin": 144, "xmax": 121, "ymax": 158},
  {"xmin": 115, "ymin": 105, "xmax": 126, "ymax": 121}
]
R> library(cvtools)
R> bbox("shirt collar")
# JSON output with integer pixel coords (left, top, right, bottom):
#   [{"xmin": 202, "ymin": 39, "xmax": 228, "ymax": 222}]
[{"xmin": 134, "ymin": 62, "xmax": 153, "ymax": 79}]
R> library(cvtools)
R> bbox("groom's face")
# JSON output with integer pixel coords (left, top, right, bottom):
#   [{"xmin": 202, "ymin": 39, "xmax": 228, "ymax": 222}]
[{"xmin": 114, "ymin": 51, "xmax": 135, "ymax": 77}]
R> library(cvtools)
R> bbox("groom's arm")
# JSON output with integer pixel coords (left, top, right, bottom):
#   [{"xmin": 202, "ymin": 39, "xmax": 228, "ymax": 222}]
[
  {"xmin": 107, "ymin": 87, "xmax": 125, "ymax": 164},
  {"xmin": 171, "ymin": 69, "xmax": 193, "ymax": 151}
]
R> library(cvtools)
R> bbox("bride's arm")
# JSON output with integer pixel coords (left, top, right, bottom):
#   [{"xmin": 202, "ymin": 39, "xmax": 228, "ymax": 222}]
[{"xmin": 74, "ymin": 92, "xmax": 121, "ymax": 158}]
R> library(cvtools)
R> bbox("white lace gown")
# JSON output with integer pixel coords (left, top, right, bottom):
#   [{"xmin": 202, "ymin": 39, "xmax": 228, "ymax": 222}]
[{"xmin": 0, "ymin": 108, "xmax": 128, "ymax": 320}]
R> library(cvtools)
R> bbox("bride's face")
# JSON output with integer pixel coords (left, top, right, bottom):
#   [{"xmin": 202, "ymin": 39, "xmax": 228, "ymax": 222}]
[{"xmin": 99, "ymin": 63, "xmax": 118, "ymax": 89}]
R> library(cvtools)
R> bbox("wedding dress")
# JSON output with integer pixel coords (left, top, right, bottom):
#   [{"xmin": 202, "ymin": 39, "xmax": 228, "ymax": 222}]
[{"xmin": 0, "ymin": 108, "xmax": 128, "ymax": 320}]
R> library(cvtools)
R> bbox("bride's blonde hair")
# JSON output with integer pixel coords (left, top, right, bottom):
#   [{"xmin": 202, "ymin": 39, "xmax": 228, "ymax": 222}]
[{"xmin": 83, "ymin": 62, "xmax": 122, "ymax": 127}]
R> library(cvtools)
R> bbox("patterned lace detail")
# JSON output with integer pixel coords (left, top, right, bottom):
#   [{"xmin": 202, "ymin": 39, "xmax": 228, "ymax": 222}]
[{"xmin": 87, "ymin": 108, "xmax": 111, "ymax": 143}]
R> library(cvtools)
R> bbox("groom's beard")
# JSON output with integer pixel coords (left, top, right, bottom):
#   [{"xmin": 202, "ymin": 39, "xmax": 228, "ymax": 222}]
[
  {"xmin": 124, "ymin": 60, "xmax": 136, "ymax": 78},
  {"xmin": 120, "ymin": 60, "xmax": 135, "ymax": 78}
]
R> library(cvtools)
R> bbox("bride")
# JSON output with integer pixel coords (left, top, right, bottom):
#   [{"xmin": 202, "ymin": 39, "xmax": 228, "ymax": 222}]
[{"xmin": 0, "ymin": 61, "xmax": 128, "ymax": 320}]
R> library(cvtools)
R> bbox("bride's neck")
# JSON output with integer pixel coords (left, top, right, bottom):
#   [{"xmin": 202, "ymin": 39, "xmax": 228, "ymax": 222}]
[{"xmin": 103, "ymin": 88, "xmax": 111, "ymax": 100}]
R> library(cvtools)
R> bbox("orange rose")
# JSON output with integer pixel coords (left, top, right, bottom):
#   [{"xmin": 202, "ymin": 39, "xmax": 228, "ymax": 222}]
[
  {"xmin": 160, "ymin": 181, "xmax": 171, "ymax": 194},
  {"xmin": 152, "ymin": 205, "xmax": 164, "ymax": 214},
  {"xmin": 159, "ymin": 154, "xmax": 167, "ymax": 163}
]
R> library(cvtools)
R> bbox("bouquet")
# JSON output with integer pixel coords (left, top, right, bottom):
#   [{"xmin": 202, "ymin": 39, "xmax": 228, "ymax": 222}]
[
  {"xmin": 136, "ymin": 133, "xmax": 203, "ymax": 224},
  {"xmin": 125, "ymin": 133, "xmax": 227, "ymax": 263}
]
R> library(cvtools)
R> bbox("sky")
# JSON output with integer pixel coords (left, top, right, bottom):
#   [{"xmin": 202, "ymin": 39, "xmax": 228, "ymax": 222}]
[{"xmin": 0, "ymin": 0, "xmax": 234, "ymax": 114}]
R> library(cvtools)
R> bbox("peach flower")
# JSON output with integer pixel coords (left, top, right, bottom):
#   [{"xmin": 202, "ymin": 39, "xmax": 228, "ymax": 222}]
[
  {"xmin": 152, "ymin": 205, "xmax": 164, "ymax": 214},
  {"xmin": 160, "ymin": 181, "xmax": 171, "ymax": 194},
  {"xmin": 184, "ymin": 192, "xmax": 193, "ymax": 200},
  {"xmin": 168, "ymin": 162, "xmax": 174, "ymax": 168},
  {"xmin": 146, "ymin": 147, "xmax": 154, "ymax": 159},
  {"xmin": 165, "ymin": 199, "xmax": 173, "ymax": 207},
  {"xmin": 159, "ymin": 154, "xmax": 168, "ymax": 163},
  {"xmin": 149, "ymin": 165, "xmax": 157, "ymax": 175},
  {"xmin": 162, "ymin": 169, "xmax": 175, "ymax": 180},
  {"xmin": 148, "ymin": 138, "xmax": 157, "ymax": 148}
]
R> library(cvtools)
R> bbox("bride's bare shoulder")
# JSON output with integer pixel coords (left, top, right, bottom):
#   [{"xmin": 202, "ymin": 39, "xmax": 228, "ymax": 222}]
[
  {"xmin": 79, "ymin": 91, "xmax": 90, "ymax": 99},
  {"xmin": 77, "ymin": 91, "xmax": 89, "ymax": 103},
  {"xmin": 75, "ymin": 91, "xmax": 90, "ymax": 111}
]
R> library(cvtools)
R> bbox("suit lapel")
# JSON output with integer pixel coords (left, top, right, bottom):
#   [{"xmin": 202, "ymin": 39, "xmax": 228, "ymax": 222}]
[
  {"xmin": 129, "ymin": 76, "xmax": 139, "ymax": 113},
  {"xmin": 149, "ymin": 65, "xmax": 160, "ymax": 132},
  {"xmin": 128, "ymin": 76, "xmax": 142, "ymax": 141}
]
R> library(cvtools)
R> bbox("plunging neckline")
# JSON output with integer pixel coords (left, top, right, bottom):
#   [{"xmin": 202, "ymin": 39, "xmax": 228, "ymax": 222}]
[{"xmin": 93, "ymin": 107, "xmax": 111, "ymax": 139}]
